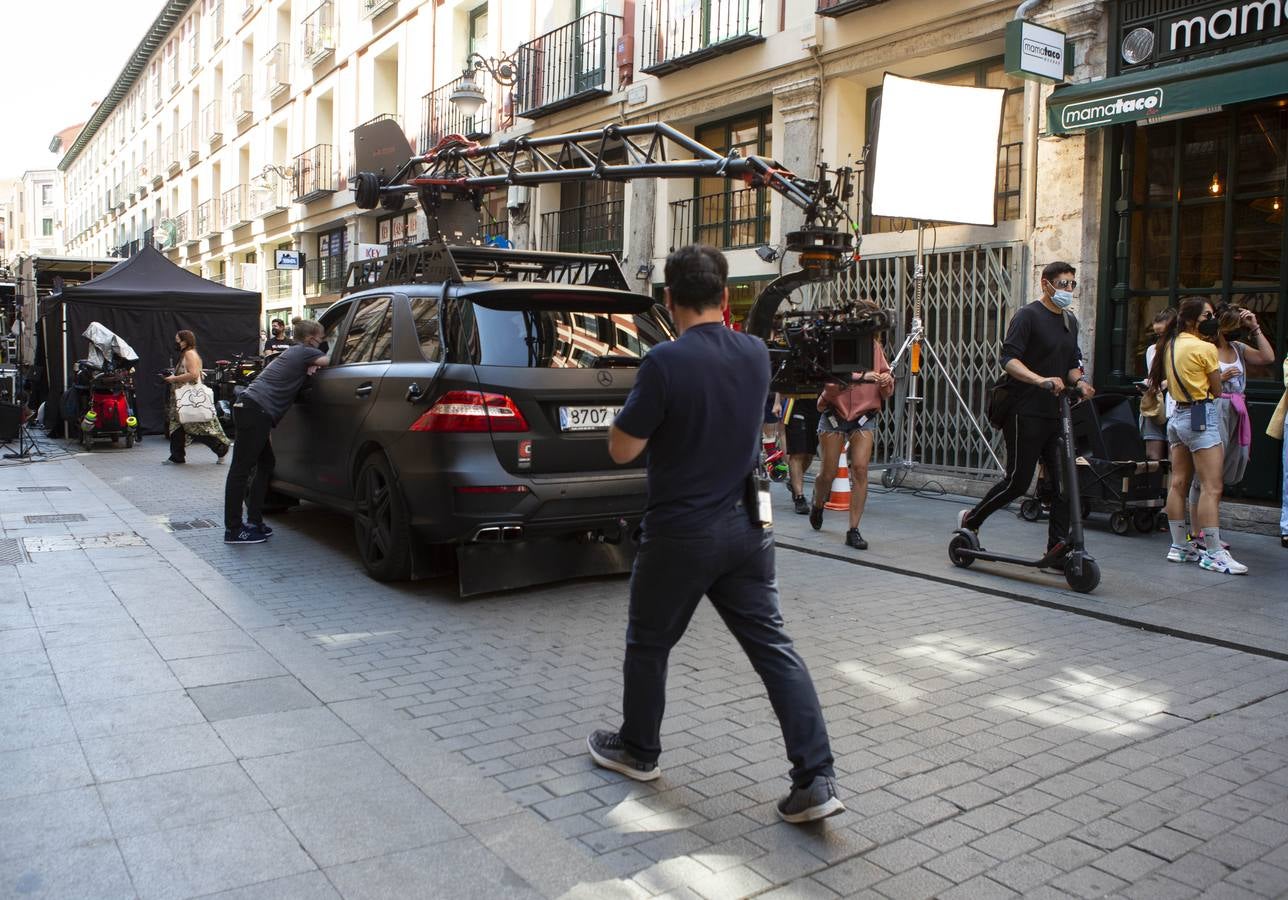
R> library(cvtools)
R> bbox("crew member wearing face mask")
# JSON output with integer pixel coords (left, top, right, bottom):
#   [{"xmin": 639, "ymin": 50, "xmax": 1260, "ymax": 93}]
[{"xmin": 957, "ymin": 262, "xmax": 1095, "ymax": 555}]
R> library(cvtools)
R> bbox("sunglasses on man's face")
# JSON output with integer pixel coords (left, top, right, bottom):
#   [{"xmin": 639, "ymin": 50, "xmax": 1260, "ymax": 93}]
[{"xmin": 1051, "ymin": 279, "xmax": 1077, "ymax": 290}]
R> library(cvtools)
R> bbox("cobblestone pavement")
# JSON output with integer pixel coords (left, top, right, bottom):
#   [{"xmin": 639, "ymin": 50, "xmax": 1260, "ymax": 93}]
[{"xmin": 2, "ymin": 437, "xmax": 1285, "ymax": 899}]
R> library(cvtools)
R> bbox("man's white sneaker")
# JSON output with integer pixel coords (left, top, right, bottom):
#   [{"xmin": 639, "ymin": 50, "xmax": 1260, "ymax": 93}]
[
  {"xmin": 957, "ymin": 509, "xmax": 975, "ymax": 532},
  {"xmin": 1166, "ymin": 542, "xmax": 1200, "ymax": 563},
  {"xmin": 1199, "ymin": 549, "xmax": 1248, "ymax": 575}
]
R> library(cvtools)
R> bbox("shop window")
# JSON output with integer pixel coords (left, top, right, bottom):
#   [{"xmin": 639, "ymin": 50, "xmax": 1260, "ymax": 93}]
[
  {"xmin": 1112, "ymin": 100, "xmax": 1286, "ymax": 384},
  {"xmin": 726, "ymin": 275, "xmax": 774, "ymax": 330},
  {"xmin": 865, "ymin": 58, "xmax": 1024, "ymax": 232}
]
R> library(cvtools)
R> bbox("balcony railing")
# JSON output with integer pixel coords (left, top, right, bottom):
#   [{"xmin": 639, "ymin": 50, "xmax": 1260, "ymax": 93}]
[
  {"xmin": 305, "ymin": 254, "xmax": 347, "ymax": 296},
  {"xmin": 230, "ymin": 74, "xmax": 253, "ymax": 124},
  {"xmin": 420, "ymin": 73, "xmax": 512, "ymax": 152},
  {"xmin": 640, "ymin": 0, "xmax": 765, "ymax": 75},
  {"xmin": 816, "ymin": 0, "xmax": 890, "ymax": 14},
  {"xmin": 188, "ymin": 27, "xmax": 201, "ymax": 72},
  {"xmin": 515, "ymin": 12, "xmax": 621, "ymax": 119},
  {"xmin": 196, "ymin": 199, "xmax": 220, "ymax": 237},
  {"xmin": 231, "ymin": 262, "xmax": 259, "ymax": 291},
  {"xmin": 293, "ymin": 144, "xmax": 337, "ymax": 202},
  {"xmin": 251, "ymin": 174, "xmax": 292, "ymax": 216},
  {"xmin": 164, "ymin": 135, "xmax": 180, "ymax": 176},
  {"xmin": 265, "ymin": 268, "xmax": 292, "ymax": 300},
  {"xmin": 362, "ymin": 0, "xmax": 396, "ymax": 18},
  {"xmin": 670, "ymin": 187, "xmax": 768, "ymax": 251},
  {"xmin": 210, "ymin": 0, "xmax": 224, "ymax": 48},
  {"xmin": 168, "ymin": 52, "xmax": 181, "ymax": 93},
  {"xmin": 151, "ymin": 73, "xmax": 162, "ymax": 108},
  {"xmin": 179, "ymin": 123, "xmax": 197, "ymax": 166},
  {"xmin": 539, "ymin": 197, "xmax": 624, "ymax": 256},
  {"xmin": 172, "ymin": 211, "xmax": 191, "ymax": 245},
  {"xmin": 264, "ymin": 44, "xmax": 290, "ymax": 98},
  {"xmin": 222, "ymin": 184, "xmax": 250, "ymax": 229},
  {"xmin": 302, "ymin": 1, "xmax": 336, "ymax": 63},
  {"xmin": 208, "ymin": 269, "xmax": 226, "ymax": 285},
  {"xmin": 203, "ymin": 100, "xmax": 223, "ymax": 145}
]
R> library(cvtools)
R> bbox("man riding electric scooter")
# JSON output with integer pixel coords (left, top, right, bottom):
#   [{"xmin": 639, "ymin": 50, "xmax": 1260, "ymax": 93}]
[{"xmin": 949, "ymin": 261, "xmax": 1100, "ymax": 593}]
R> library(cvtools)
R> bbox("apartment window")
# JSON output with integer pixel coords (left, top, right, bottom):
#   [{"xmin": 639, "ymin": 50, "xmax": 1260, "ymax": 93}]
[
  {"xmin": 467, "ymin": 4, "xmax": 488, "ymax": 65},
  {"xmin": 41, "ymin": 184, "xmax": 52, "ymax": 205},
  {"xmin": 41, "ymin": 218, "xmax": 53, "ymax": 237},
  {"xmin": 689, "ymin": 107, "xmax": 772, "ymax": 250}
]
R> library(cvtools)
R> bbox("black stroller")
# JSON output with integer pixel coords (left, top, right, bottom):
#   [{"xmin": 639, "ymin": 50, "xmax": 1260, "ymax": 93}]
[{"xmin": 1021, "ymin": 392, "xmax": 1169, "ymax": 535}]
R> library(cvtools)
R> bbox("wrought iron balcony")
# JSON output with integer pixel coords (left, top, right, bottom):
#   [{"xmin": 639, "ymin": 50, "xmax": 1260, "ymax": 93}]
[
  {"xmin": 293, "ymin": 144, "xmax": 337, "ymax": 202},
  {"xmin": 264, "ymin": 44, "xmax": 290, "ymax": 99},
  {"xmin": 265, "ymin": 268, "xmax": 292, "ymax": 300},
  {"xmin": 188, "ymin": 26, "xmax": 200, "ymax": 72},
  {"xmin": 210, "ymin": 0, "xmax": 225, "ymax": 48},
  {"xmin": 515, "ymin": 12, "xmax": 621, "ymax": 119},
  {"xmin": 196, "ymin": 199, "xmax": 219, "ymax": 237},
  {"xmin": 670, "ymin": 187, "xmax": 768, "ymax": 251},
  {"xmin": 816, "ymin": 0, "xmax": 890, "ymax": 14},
  {"xmin": 230, "ymin": 262, "xmax": 259, "ymax": 291},
  {"xmin": 230, "ymin": 74, "xmax": 253, "ymax": 124},
  {"xmin": 420, "ymin": 73, "xmax": 512, "ymax": 152},
  {"xmin": 168, "ymin": 52, "xmax": 181, "ymax": 94},
  {"xmin": 222, "ymin": 184, "xmax": 250, "ymax": 229},
  {"xmin": 362, "ymin": 0, "xmax": 396, "ymax": 19},
  {"xmin": 164, "ymin": 135, "xmax": 181, "ymax": 177},
  {"xmin": 173, "ymin": 211, "xmax": 192, "ymax": 245},
  {"xmin": 151, "ymin": 72, "xmax": 162, "ymax": 108},
  {"xmin": 179, "ymin": 123, "xmax": 197, "ymax": 166},
  {"xmin": 305, "ymin": 253, "xmax": 347, "ymax": 296},
  {"xmin": 640, "ymin": 0, "xmax": 765, "ymax": 75},
  {"xmin": 203, "ymin": 100, "xmax": 223, "ymax": 145},
  {"xmin": 539, "ymin": 197, "xmax": 624, "ymax": 256},
  {"xmin": 302, "ymin": 1, "xmax": 335, "ymax": 64},
  {"xmin": 251, "ymin": 173, "xmax": 292, "ymax": 216}
]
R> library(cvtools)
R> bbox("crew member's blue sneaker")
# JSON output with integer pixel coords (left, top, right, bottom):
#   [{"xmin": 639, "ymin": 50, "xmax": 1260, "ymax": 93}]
[
  {"xmin": 249, "ymin": 522, "xmax": 273, "ymax": 538},
  {"xmin": 224, "ymin": 526, "xmax": 266, "ymax": 545}
]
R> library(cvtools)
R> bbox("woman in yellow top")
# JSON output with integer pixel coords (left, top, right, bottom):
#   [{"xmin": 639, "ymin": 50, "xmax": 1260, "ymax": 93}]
[{"xmin": 1147, "ymin": 297, "xmax": 1246, "ymax": 574}]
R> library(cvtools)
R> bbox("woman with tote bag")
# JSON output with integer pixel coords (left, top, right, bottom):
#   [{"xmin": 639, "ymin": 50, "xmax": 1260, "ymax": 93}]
[{"xmin": 162, "ymin": 329, "xmax": 230, "ymax": 464}]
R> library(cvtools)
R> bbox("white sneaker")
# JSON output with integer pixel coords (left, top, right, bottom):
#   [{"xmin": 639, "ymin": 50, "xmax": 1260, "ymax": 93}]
[
  {"xmin": 957, "ymin": 509, "xmax": 975, "ymax": 532},
  {"xmin": 1166, "ymin": 542, "xmax": 1201, "ymax": 563},
  {"xmin": 1199, "ymin": 549, "xmax": 1248, "ymax": 575}
]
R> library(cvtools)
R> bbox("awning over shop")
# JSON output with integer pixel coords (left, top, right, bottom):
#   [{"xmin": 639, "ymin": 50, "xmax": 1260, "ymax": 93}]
[{"xmin": 1048, "ymin": 42, "xmax": 1288, "ymax": 134}]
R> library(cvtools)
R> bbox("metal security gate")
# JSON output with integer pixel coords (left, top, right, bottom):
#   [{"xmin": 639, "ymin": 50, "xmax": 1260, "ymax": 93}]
[{"xmin": 802, "ymin": 242, "xmax": 1023, "ymax": 478}]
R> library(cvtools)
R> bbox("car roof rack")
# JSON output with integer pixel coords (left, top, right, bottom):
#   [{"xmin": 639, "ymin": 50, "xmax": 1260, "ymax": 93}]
[{"xmin": 343, "ymin": 240, "xmax": 630, "ymax": 295}]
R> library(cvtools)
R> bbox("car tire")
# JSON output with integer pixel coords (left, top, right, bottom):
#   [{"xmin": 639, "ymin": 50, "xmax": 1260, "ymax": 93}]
[{"xmin": 354, "ymin": 452, "xmax": 413, "ymax": 582}]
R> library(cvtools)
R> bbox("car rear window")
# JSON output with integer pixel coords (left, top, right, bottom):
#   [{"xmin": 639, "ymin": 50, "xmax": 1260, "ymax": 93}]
[{"xmin": 467, "ymin": 305, "xmax": 673, "ymax": 368}]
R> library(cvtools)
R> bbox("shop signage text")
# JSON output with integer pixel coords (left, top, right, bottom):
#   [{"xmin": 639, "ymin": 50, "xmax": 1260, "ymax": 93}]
[
  {"xmin": 274, "ymin": 250, "xmax": 302, "ymax": 270},
  {"xmin": 1161, "ymin": 0, "xmax": 1287, "ymax": 59},
  {"xmin": 1005, "ymin": 19, "xmax": 1071, "ymax": 82},
  {"xmin": 1060, "ymin": 88, "xmax": 1164, "ymax": 129}
]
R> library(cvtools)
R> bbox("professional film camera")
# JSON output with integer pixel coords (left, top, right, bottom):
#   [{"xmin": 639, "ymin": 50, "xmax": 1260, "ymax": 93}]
[{"xmin": 768, "ymin": 304, "xmax": 893, "ymax": 395}]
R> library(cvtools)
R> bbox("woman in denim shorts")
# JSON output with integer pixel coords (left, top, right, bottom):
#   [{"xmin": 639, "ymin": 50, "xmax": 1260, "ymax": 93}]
[
  {"xmin": 808, "ymin": 311, "xmax": 895, "ymax": 550},
  {"xmin": 1149, "ymin": 297, "xmax": 1246, "ymax": 575}
]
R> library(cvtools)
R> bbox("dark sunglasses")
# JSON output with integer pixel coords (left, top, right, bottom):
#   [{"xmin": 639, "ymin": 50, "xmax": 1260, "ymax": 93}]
[{"xmin": 1050, "ymin": 279, "xmax": 1077, "ymax": 290}]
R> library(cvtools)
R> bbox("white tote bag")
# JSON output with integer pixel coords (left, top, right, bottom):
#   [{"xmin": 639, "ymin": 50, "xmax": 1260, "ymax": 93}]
[{"xmin": 175, "ymin": 376, "xmax": 216, "ymax": 424}]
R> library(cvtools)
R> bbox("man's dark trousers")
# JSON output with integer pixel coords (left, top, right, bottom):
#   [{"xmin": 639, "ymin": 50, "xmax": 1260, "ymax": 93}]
[
  {"xmin": 224, "ymin": 399, "xmax": 275, "ymax": 532},
  {"xmin": 620, "ymin": 503, "xmax": 834, "ymax": 788},
  {"xmin": 964, "ymin": 412, "xmax": 1070, "ymax": 550}
]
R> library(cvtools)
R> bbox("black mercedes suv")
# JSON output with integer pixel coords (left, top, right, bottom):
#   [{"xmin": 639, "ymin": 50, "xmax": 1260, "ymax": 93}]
[{"xmin": 267, "ymin": 244, "xmax": 673, "ymax": 594}]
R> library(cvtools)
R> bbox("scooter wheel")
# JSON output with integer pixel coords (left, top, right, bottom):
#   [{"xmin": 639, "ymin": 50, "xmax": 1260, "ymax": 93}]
[
  {"xmin": 1065, "ymin": 558, "xmax": 1100, "ymax": 594},
  {"xmin": 948, "ymin": 532, "xmax": 977, "ymax": 569},
  {"xmin": 1132, "ymin": 509, "xmax": 1155, "ymax": 533},
  {"xmin": 881, "ymin": 468, "xmax": 896, "ymax": 489},
  {"xmin": 1109, "ymin": 511, "xmax": 1131, "ymax": 535},
  {"xmin": 1019, "ymin": 498, "xmax": 1042, "ymax": 522}
]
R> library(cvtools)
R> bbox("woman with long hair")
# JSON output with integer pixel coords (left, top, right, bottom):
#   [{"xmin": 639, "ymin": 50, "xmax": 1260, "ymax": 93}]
[
  {"xmin": 1149, "ymin": 298, "xmax": 1246, "ymax": 574},
  {"xmin": 1141, "ymin": 307, "xmax": 1177, "ymax": 462},
  {"xmin": 163, "ymin": 329, "xmax": 230, "ymax": 464}
]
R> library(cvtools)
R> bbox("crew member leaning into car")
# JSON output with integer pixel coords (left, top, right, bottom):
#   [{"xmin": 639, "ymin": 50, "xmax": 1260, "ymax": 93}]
[
  {"xmin": 223, "ymin": 317, "xmax": 329, "ymax": 545},
  {"xmin": 586, "ymin": 244, "xmax": 843, "ymax": 825}
]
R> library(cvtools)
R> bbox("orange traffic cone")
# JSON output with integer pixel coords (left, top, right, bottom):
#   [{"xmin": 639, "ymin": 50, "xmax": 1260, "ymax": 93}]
[{"xmin": 824, "ymin": 467, "xmax": 852, "ymax": 511}]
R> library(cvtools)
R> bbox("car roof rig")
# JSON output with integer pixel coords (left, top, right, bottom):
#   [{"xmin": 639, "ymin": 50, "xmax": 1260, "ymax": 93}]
[{"xmin": 347, "ymin": 118, "xmax": 862, "ymax": 326}]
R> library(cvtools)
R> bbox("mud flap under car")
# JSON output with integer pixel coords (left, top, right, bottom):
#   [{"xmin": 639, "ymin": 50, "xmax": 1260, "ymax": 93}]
[{"xmin": 457, "ymin": 535, "xmax": 637, "ymax": 597}]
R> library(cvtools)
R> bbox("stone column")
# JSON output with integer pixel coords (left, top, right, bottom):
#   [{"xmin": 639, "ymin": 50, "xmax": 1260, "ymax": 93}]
[{"xmin": 773, "ymin": 76, "xmax": 821, "ymax": 249}]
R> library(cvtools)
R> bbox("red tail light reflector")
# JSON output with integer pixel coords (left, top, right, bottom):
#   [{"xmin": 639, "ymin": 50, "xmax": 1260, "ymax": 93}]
[{"xmin": 410, "ymin": 390, "xmax": 529, "ymax": 433}]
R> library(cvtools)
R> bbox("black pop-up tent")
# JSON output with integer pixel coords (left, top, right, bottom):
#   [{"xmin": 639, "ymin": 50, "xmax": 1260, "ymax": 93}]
[{"xmin": 42, "ymin": 245, "xmax": 260, "ymax": 434}]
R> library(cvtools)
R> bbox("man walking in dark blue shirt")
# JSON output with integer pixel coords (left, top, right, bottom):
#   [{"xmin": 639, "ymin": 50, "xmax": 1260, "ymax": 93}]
[{"xmin": 586, "ymin": 245, "xmax": 843, "ymax": 824}]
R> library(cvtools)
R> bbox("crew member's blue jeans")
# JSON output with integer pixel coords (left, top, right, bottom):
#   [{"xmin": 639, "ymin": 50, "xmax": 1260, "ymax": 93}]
[
  {"xmin": 1280, "ymin": 436, "xmax": 1288, "ymax": 537},
  {"xmin": 619, "ymin": 505, "xmax": 835, "ymax": 788}
]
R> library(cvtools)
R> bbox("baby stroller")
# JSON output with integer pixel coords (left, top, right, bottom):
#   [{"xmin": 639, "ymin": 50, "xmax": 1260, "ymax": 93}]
[
  {"xmin": 73, "ymin": 323, "xmax": 141, "ymax": 451},
  {"xmin": 208, "ymin": 353, "xmax": 263, "ymax": 438},
  {"xmin": 1021, "ymin": 392, "xmax": 1168, "ymax": 536}
]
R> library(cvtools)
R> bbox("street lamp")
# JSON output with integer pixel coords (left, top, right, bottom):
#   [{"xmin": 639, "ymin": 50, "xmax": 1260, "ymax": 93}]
[{"xmin": 448, "ymin": 51, "xmax": 519, "ymax": 116}]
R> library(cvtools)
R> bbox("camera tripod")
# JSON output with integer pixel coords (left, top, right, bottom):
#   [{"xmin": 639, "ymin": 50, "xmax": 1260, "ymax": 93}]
[
  {"xmin": 2, "ymin": 418, "xmax": 45, "ymax": 461},
  {"xmin": 877, "ymin": 223, "xmax": 1003, "ymax": 487}
]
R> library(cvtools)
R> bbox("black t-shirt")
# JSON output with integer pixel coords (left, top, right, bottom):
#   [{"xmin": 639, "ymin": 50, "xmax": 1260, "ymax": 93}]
[
  {"xmin": 263, "ymin": 335, "xmax": 295, "ymax": 356},
  {"xmin": 999, "ymin": 301, "xmax": 1083, "ymax": 418},
  {"xmin": 614, "ymin": 323, "xmax": 767, "ymax": 535}
]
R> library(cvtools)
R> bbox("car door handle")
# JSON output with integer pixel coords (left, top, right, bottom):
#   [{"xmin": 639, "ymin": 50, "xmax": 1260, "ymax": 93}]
[{"xmin": 354, "ymin": 383, "xmax": 374, "ymax": 398}]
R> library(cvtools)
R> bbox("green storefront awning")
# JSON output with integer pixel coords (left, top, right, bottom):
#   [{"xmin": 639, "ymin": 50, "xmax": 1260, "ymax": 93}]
[{"xmin": 1048, "ymin": 42, "xmax": 1288, "ymax": 134}]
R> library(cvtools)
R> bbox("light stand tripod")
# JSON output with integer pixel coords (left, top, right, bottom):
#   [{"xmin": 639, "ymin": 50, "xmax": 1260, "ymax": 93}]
[
  {"xmin": 879, "ymin": 222, "xmax": 1003, "ymax": 487},
  {"xmin": 2, "ymin": 414, "xmax": 44, "ymax": 461}
]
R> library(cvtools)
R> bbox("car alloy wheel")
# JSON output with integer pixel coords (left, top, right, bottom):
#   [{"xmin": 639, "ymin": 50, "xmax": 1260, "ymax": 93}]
[{"xmin": 354, "ymin": 453, "xmax": 413, "ymax": 581}]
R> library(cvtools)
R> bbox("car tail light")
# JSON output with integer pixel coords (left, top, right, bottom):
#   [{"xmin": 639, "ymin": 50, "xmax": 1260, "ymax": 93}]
[{"xmin": 410, "ymin": 390, "xmax": 529, "ymax": 433}]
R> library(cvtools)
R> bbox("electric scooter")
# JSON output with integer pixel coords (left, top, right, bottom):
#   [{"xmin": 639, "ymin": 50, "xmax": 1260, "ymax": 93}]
[{"xmin": 948, "ymin": 388, "xmax": 1101, "ymax": 594}]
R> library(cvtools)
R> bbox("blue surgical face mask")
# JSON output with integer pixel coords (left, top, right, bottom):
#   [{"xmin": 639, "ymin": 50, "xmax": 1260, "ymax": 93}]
[{"xmin": 1052, "ymin": 289, "xmax": 1074, "ymax": 309}]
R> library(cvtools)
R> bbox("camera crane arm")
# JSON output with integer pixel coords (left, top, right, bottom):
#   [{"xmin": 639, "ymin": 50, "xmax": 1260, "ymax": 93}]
[{"xmin": 351, "ymin": 121, "xmax": 857, "ymax": 274}]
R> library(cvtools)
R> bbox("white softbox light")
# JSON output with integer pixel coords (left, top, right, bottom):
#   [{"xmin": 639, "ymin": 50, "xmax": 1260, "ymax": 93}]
[{"xmin": 870, "ymin": 74, "xmax": 1006, "ymax": 226}]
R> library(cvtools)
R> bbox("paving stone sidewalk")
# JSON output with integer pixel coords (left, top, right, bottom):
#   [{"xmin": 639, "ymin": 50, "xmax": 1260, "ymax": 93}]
[{"xmin": 5, "ymin": 438, "xmax": 1288, "ymax": 899}]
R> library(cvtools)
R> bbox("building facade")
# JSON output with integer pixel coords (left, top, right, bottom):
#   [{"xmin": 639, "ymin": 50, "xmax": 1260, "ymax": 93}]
[
  {"xmin": 54, "ymin": 0, "xmax": 1285, "ymax": 498},
  {"xmin": 3, "ymin": 170, "xmax": 62, "ymax": 263}
]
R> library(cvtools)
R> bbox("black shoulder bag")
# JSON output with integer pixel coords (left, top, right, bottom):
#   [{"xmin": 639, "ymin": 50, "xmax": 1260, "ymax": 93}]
[{"xmin": 1169, "ymin": 336, "xmax": 1209, "ymax": 432}]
